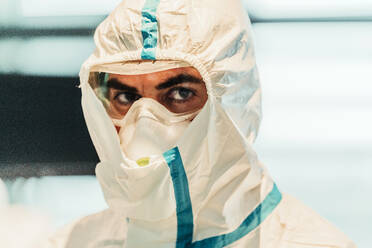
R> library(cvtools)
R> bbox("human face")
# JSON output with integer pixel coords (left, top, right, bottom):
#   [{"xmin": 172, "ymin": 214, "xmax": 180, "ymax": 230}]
[{"xmin": 105, "ymin": 67, "xmax": 208, "ymax": 120}]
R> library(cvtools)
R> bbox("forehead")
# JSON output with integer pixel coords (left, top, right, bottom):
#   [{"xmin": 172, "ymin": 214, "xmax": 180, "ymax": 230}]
[{"xmin": 108, "ymin": 66, "xmax": 202, "ymax": 87}]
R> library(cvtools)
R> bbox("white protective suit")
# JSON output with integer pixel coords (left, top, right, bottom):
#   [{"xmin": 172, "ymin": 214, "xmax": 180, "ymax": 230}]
[{"xmin": 49, "ymin": 0, "xmax": 356, "ymax": 247}]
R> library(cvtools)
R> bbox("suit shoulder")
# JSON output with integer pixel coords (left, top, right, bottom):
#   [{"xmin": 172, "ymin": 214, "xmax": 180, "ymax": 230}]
[
  {"xmin": 49, "ymin": 209, "xmax": 127, "ymax": 248},
  {"xmin": 271, "ymin": 193, "xmax": 356, "ymax": 248}
]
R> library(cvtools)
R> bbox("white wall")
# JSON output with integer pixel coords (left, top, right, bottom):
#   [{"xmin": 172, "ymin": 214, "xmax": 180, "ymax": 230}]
[{"xmin": 253, "ymin": 22, "xmax": 372, "ymax": 248}]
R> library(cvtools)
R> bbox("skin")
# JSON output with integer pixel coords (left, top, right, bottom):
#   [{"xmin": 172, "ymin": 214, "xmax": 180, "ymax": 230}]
[{"xmin": 105, "ymin": 66, "xmax": 208, "ymax": 120}]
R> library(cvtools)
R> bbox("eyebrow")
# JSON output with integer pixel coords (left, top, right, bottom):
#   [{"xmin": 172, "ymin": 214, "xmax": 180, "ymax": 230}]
[
  {"xmin": 106, "ymin": 78, "xmax": 139, "ymax": 93},
  {"xmin": 155, "ymin": 74, "xmax": 203, "ymax": 90},
  {"xmin": 105, "ymin": 73, "xmax": 203, "ymax": 92}
]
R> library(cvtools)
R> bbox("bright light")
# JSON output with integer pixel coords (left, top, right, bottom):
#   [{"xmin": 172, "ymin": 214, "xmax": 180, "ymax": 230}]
[{"xmin": 21, "ymin": 0, "xmax": 122, "ymax": 17}]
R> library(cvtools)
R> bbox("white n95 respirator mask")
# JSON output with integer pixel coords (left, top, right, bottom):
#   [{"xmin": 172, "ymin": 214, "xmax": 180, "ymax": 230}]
[{"xmin": 112, "ymin": 98, "xmax": 200, "ymax": 163}]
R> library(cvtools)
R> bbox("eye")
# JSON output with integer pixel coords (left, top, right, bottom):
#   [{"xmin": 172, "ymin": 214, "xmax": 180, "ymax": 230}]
[
  {"xmin": 114, "ymin": 92, "xmax": 141, "ymax": 105},
  {"xmin": 167, "ymin": 87, "xmax": 195, "ymax": 102}
]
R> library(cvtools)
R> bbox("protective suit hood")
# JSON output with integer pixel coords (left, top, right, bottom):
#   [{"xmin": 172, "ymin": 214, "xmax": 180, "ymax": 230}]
[
  {"xmin": 75, "ymin": 0, "xmax": 355, "ymax": 247},
  {"xmin": 81, "ymin": 0, "xmax": 262, "ymax": 146}
]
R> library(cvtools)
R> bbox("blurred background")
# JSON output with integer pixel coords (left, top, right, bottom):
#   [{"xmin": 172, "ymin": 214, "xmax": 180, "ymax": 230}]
[{"xmin": 0, "ymin": 0, "xmax": 371, "ymax": 247}]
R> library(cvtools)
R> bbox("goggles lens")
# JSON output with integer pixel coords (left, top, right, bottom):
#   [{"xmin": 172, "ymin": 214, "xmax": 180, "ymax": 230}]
[{"xmin": 88, "ymin": 69, "xmax": 208, "ymax": 120}]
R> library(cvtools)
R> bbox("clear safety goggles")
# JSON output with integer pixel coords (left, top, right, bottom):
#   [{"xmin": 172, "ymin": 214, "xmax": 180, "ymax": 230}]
[{"xmin": 88, "ymin": 61, "xmax": 208, "ymax": 120}]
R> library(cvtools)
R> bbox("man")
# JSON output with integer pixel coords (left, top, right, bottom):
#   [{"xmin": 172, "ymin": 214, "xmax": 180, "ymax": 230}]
[{"xmin": 50, "ymin": 0, "xmax": 355, "ymax": 247}]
